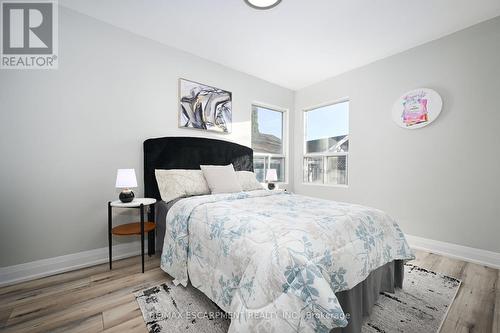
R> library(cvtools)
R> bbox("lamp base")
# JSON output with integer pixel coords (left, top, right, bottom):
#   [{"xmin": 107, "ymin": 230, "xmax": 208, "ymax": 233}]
[
  {"xmin": 119, "ymin": 190, "xmax": 135, "ymax": 203},
  {"xmin": 267, "ymin": 183, "xmax": 275, "ymax": 190}
]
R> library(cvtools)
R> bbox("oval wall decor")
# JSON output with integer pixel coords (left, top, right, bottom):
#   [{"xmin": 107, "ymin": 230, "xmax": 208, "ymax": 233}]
[{"xmin": 392, "ymin": 88, "xmax": 442, "ymax": 129}]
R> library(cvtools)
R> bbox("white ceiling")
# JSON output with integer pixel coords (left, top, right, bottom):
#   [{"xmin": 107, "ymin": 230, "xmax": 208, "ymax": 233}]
[{"xmin": 60, "ymin": 0, "xmax": 500, "ymax": 90}]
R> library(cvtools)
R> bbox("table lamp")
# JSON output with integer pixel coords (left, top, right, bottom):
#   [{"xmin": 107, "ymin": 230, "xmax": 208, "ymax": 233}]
[
  {"xmin": 116, "ymin": 168, "xmax": 137, "ymax": 203},
  {"xmin": 265, "ymin": 169, "xmax": 278, "ymax": 190}
]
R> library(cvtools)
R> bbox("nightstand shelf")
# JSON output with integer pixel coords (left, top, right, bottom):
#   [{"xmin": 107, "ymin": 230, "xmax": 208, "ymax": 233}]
[{"xmin": 112, "ymin": 222, "xmax": 156, "ymax": 235}]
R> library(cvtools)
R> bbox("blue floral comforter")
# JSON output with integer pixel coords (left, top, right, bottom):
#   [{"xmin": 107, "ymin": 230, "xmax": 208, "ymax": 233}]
[{"xmin": 161, "ymin": 190, "xmax": 414, "ymax": 332}]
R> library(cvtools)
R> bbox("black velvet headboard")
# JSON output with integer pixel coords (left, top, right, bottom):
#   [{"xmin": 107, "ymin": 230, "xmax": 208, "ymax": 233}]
[{"xmin": 144, "ymin": 136, "xmax": 254, "ymax": 201}]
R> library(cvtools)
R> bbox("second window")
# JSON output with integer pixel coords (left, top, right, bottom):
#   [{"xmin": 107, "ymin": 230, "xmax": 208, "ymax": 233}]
[{"xmin": 304, "ymin": 100, "xmax": 349, "ymax": 185}]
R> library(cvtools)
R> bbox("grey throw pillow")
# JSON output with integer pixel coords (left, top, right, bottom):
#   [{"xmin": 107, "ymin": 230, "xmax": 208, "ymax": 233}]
[{"xmin": 200, "ymin": 164, "xmax": 243, "ymax": 194}]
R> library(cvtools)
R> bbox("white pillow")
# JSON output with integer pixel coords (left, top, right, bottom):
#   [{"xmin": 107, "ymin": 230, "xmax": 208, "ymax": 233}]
[
  {"xmin": 155, "ymin": 169, "xmax": 210, "ymax": 202},
  {"xmin": 200, "ymin": 164, "xmax": 242, "ymax": 194},
  {"xmin": 236, "ymin": 171, "xmax": 264, "ymax": 191}
]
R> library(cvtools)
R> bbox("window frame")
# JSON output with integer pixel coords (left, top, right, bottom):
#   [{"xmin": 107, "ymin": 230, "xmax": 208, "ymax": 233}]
[
  {"xmin": 303, "ymin": 98, "xmax": 350, "ymax": 187},
  {"xmin": 251, "ymin": 102, "xmax": 289, "ymax": 185}
]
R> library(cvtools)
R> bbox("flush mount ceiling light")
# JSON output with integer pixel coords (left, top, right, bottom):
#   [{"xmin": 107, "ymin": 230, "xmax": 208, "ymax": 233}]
[{"xmin": 244, "ymin": 0, "xmax": 282, "ymax": 10}]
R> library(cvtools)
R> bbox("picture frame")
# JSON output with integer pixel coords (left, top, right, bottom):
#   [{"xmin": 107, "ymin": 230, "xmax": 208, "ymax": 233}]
[{"xmin": 178, "ymin": 78, "xmax": 232, "ymax": 133}]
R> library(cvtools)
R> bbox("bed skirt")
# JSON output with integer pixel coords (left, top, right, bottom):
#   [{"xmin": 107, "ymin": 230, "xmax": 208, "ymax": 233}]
[{"xmin": 332, "ymin": 260, "xmax": 404, "ymax": 333}]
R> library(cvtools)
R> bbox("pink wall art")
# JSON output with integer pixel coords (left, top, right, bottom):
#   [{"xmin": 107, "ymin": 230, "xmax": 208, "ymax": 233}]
[{"xmin": 392, "ymin": 88, "xmax": 443, "ymax": 129}]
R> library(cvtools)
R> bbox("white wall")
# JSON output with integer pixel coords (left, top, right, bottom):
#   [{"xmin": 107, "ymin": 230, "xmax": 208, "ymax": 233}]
[
  {"xmin": 0, "ymin": 7, "xmax": 294, "ymax": 267},
  {"xmin": 293, "ymin": 17, "xmax": 500, "ymax": 253},
  {"xmin": 2, "ymin": 6, "xmax": 498, "ymax": 269}
]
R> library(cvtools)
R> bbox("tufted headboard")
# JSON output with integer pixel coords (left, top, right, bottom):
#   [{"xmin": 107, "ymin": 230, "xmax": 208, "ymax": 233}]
[{"xmin": 143, "ymin": 136, "xmax": 254, "ymax": 201}]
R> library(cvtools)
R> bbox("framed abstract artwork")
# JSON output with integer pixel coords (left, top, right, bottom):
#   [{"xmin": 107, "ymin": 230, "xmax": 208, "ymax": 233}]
[
  {"xmin": 178, "ymin": 78, "xmax": 232, "ymax": 133},
  {"xmin": 392, "ymin": 88, "xmax": 443, "ymax": 129}
]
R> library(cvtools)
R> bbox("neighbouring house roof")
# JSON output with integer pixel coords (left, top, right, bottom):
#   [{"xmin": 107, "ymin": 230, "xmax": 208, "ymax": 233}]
[
  {"xmin": 252, "ymin": 132, "xmax": 282, "ymax": 154},
  {"xmin": 306, "ymin": 135, "xmax": 349, "ymax": 154}
]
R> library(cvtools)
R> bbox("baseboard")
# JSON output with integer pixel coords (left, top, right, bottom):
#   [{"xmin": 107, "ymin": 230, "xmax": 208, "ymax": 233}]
[
  {"xmin": 406, "ymin": 234, "xmax": 500, "ymax": 269},
  {"xmin": 2, "ymin": 235, "xmax": 499, "ymax": 288},
  {"xmin": 0, "ymin": 241, "xmax": 147, "ymax": 287}
]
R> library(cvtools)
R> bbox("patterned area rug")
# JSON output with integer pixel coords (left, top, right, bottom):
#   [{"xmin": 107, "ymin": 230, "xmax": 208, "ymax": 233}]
[
  {"xmin": 361, "ymin": 263, "xmax": 461, "ymax": 332},
  {"xmin": 135, "ymin": 263, "xmax": 460, "ymax": 333},
  {"xmin": 134, "ymin": 282, "xmax": 229, "ymax": 333}
]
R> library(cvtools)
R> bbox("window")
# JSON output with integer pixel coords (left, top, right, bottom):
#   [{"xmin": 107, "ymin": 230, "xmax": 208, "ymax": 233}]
[
  {"xmin": 251, "ymin": 105, "xmax": 286, "ymax": 183},
  {"xmin": 304, "ymin": 101, "xmax": 349, "ymax": 185}
]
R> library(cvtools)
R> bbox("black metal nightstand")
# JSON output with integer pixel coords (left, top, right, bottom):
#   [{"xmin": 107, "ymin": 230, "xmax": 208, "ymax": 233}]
[{"xmin": 108, "ymin": 198, "xmax": 156, "ymax": 273}]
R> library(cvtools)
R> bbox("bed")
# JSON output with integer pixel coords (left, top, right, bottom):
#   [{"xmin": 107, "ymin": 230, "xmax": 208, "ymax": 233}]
[{"xmin": 144, "ymin": 136, "xmax": 415, "ymax": 333}]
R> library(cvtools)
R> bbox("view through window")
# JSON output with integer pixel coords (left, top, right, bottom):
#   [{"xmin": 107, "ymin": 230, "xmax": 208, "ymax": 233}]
[
  {"xmin": 251, "ymin": 105, "xmax": 285, "ymax": 183},
  {"xmin": 304, "ymin": 101, "xmax": 349, "ymax": 185}
]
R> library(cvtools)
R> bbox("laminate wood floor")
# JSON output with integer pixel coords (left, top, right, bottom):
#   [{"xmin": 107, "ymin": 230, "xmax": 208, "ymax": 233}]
[{"xmin": 0, "ymin": 250, "xmax": 498, "ymax": 332}]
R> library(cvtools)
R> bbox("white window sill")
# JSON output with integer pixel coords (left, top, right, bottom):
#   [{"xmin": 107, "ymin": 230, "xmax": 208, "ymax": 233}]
[{"xmin": 301, "ymin": 183, "xmax": 348, "ymax": 188}]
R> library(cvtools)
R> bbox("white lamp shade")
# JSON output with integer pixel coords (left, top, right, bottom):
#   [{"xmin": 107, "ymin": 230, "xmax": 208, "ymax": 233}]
[
  {"xmin": 265, "ymin": 169, "xmax": 278, "ymax": 182},
  {"xmin": 115, "ymin": 169, "xmax": 137, "ymax": 188}
]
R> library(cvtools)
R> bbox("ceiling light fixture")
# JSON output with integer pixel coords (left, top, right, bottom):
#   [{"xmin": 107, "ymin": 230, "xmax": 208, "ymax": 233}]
[{"xmin": 244, "ymin": 0, "xmax": 281, "ymax": 10}]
